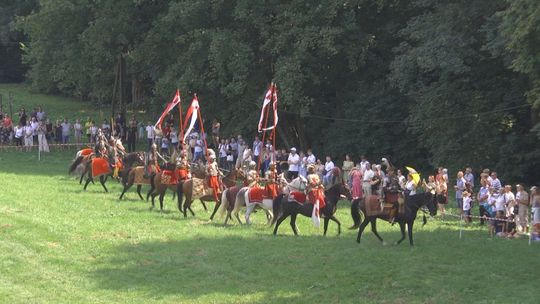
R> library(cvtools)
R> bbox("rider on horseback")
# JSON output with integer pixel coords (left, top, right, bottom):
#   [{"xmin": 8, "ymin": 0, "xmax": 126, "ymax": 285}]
[
  {"xmin": 245, "ymin": 161, "xmax": 259, "ymax": 187},
  {"xmin": 263, "ymin": 162, "xmax": 278, "ymax": 199},
  {"xmin": 144, "ymin": 143, "xmax": 164, "ymax": 179},
  {"xmin": 175, "ymin": 148, "xmax": 191, "ymax": 181},
  {"xmin": 384, "ymin": 167, "xmax": 401, "ymax": 224},
  {"xmin": 206, "ymin": 154, "xmax": 223, "ymax": 203},
  {"xmin": 307, "ymin": 164, "xmax": 326, "ymax": 209}
]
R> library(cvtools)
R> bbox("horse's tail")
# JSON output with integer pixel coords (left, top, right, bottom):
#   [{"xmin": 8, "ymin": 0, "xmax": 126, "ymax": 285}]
[
  {"xmin": 218, "ymin": 188, "xmax": 229, "ymax": 218},
  {"xmin": 177, "ymin": 180, "xmax": 185, "ymax": 213},
  {"xmin": 69, "ymin": 156, "xmax": 84, "ymax": 175},
  {"xmin": 271, "ymin": 194, "xmax": 285, "ymax": 225}
]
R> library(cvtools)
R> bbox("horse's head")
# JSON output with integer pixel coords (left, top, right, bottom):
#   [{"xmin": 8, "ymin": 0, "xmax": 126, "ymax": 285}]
[
  {"xmin": 287, "ymin": 176, "xmax": 307, "ymax": 192},
  {"xmin": 325, "ymin": 180, "xmax": 352, "ymax": 201},
  {"xmin": 425, "ymin": 193, "xmax": 438, "ymax": 217}
]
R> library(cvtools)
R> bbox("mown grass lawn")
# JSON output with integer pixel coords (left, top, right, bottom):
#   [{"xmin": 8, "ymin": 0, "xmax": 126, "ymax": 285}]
[{"xmin": 0, "ymin": 150, "xmax": 538, "ymax": 304}]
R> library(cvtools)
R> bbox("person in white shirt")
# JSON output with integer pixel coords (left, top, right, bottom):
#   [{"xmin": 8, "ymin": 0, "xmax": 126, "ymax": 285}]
[
  {"xmin": 306, "ymin": 149, "xmax": 316, "ymax": 165},
  {"xmin": 14, "ymin": 123, "xmax": 23, "ymax": 150},
  {"xmin": 404, "ymin": 174, "xmax": 417, "ymax": 196},
  {"xmin": 362, "ymin": 162, "xmax": 374, "ymax": 197},
  {"xmin": 515, "ymin": 184, "xmax": 530, "ymax": 233},
  {"xmin": 287, "ymin": 147, "xmax": 300, "ymax": 180},
  {"xmin": 323, "ymin": 156, "xmax": 335, "ymax": 185},
  {"xmin": 24, "ymin": 121, "xmax": 33, "ymax": 152},
  {"xmin": 359, "ymin": 155, "xmax": 368, "ymax": 174},
  {"xmin": 252, "ymin": 136, "xmax": 262, "ymax": 164},
  {"xmin": 145, "ymin": 121, "xmax": 155, "ymax": 151},
  {"xmin": 74, "ymin": 119, "xmax": 82, "ymax": 145},
  {"xmin": 30, "ymin": 117, "xmax": 39, "ymax": 145},
  {"xmin": 463, "ymin": 191, "xmax": 472, "ymax": 223},
  {"xmin": 89, "ymin": 122, "xmax": 98, "ymax": 143},
  {"xmin": 488, "ymin": 172, "xmax": 502, "ymax": 191},
  {"xmin": 503, "ymin": 185, "xmax": 516, "ymax": 218}
]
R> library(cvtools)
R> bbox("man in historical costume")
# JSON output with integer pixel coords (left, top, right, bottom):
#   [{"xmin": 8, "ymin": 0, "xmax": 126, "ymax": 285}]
[
  {"xmin": 384, "ymin": 168, "xmax": 401, "ymax": 224},
  {"xmin": 144, "ymin": 143, "xmax": 164, "ymax": 178},
  {"xmin": 111, "ymin": 138, "xmax": 124, "ymax": 179},
  {"xmin": 245, "ymin": 161, "xmax": 259, "ymax": 187},
  {"xmin": 206, "ymin": 154, "xmax": 223, "ymax": 204},
  {"xmin": 174, "ymin": 148, "xmax": 191, "ymax": 181},
  {"xmin": 93, "ymin": 129, "xmax": 108, "ymax": 157},
  {"xmin": 306, "ymin": 164, "xmax": 326, "ymax": 210},
  {"xmin": 264, "ymin": 162, "xmax": 279, "ymax": 199}
]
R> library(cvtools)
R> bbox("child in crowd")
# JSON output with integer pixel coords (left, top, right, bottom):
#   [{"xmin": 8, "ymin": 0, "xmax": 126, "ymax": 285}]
[
  {"xmin": 161, "ymin": 137, "xmax": 169, "ymax": 157},
  {"xmin": 462, "ymin": 191, "xmax": 472, "ymax": 224}
]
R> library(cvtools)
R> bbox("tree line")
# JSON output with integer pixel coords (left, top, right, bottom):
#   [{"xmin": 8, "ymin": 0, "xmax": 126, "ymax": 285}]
[{"xmin": 3, "ymin": 0, "xmax": 540, "ymax": 182}]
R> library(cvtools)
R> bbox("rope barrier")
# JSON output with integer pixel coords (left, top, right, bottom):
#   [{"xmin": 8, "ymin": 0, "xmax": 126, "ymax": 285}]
[{"xmin": 444, "ymin": 212, "xmax": 517, "ymax": 223}]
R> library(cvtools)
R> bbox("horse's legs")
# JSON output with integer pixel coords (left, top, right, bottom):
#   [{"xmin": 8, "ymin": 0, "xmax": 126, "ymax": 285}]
[
  {"xmin": 136, "ymin": 185, "xmax": 144, "ymax": 200},
  {"xmin": 329, "ymin": 215, "xmax": 342, "ymax": 236},
  {"xmin": 356, "ymin": 217, "xmax": 370, "ymax": 244},
  {"xmin": 323, "ymin": 218, "xmax": 330, "ymax": 236},
  {"xmin": 159, "ymin": 192, "xmax": 165, "ymax": 212},
  {"xmin": 245, "ymin": 204, "xmax": 256, "ymax": 225},
  {"xmin": 83, "ymin": 175, "xmax": 92, "ymax": 191},
  {"xmin": 200, "ymin": 200, "xmax": 208, "ymax": 212},
  {"xmin": 349, "ymin": 199, "xmax": 361, "ymax": 229},
  {"xmin": 79, "ymin": 171, "xmax": 85, "ymax": 184},
  {"xmin": 99, "ymin": 176, "xmax": 108, "ymax": 192},
  {"xmin": 209, "ymin": 200, "xmax": 220, "ymax": 220},
  {"xmin": 188, "ymin": 201, "xmax": 195, "ymax": 216},
  {"xmin": 290, "ymin": 213, "xmax": 299, "ymax": 235},
  {"xmin": 370, "ymin": 220, "xmax": 383, "ymax": 244},
  {"xmin": 273, "ymin": 213, "xmax": 289, "ymax": 235},
  {"xmin": 397, "ymin": 221, "xmax": 406, "ymax": 245},
  {"xmin": 407, "ymin": 220, "xmax": 414, "ymax": 246}
]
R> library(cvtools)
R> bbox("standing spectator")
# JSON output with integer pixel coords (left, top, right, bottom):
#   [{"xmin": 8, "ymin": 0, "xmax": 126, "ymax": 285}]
[
  {"xmin": 54, "ymin": 120, "xmax": 62, "ymax": 147},
  {"xmin": 18, "ymin": 108, "xmax": 27, "ymax": 126},
  {"xmin": 161, "ymin": 137, "xmax": 169, "ymax": 157},
  {"xmin": 61, "ymin": 118, "xmax": 72, "ymax": 147},
  {"xmin": 138, "ymin": 121, "xmax": 145, "ymax": 143},
  {"xmin": 1, "ymin": 114, "xmax": 13, "ymax": 144},
  {"xmin": 503, "ymin": 185, "xmax": 516, "ymax": 216},
  {"xmin": 236, "ymin": 138, "xmax": 246, "ymax": 169},
  {"xmin": 145, "ymin": 121, "xmax": 155, "ymax": 151},
  {"xmin": 306, "ymin": 149, "xmax": 316, "ymax": 166},
  {"xmin": 85, "ymin": 117, "xmax": 92, "ymax": 143},
  {"xmin": 530, "ymin": 187, "xmax": 540, "ymax": 240},
  {"xmin": 477, "ymin": 179, "xmax": 491, "ymax": 225},
  {"xmin": 316, "ymin": 159, "xmax": 325, "ymax": 180},
  {"xmin": 230, "ymin": 137, "xmax": 238, "ymax": 163},
  {"xmin": 126, "ymin": 120, "xmax": 138, "ymax": 153},
  {"xmin": 24, "ymin": 121, "xmax": 33, "ymax": 152},
  {"xmin": 515, "ymin": 184, "xmax": 529, "ymax": 233},
  {"xmin": 36, "ymin": 106, "xmax": 46, "ymax": 121},
  {"xmin": 277, "ymin": 148, "xmax": 288, "ymax": 175},
  {"xmin": 359, "ymin": 155, "xmax": 369, "ymax": 173},
  {"xmin": 89, "ymin": 121, "xmax": 98, "ymax": 143},
  {"xmin": 74, "ymin": 119, "xmax": 82, "ymax": 147},
  {"xmin": 30, "ymin": 117, "xmax": 39, "ymax": 145},
  {"xmin": 154, "ymin": 128, "xmax": 163, "ymax": 150},
  {"xmin": 464, "ymin": 167, "xmax": 474, "ymax": 189},
  {"xmin": 323, "ymin": 156, "xmax": 335, "ymax": 185},
  {"xmin": 45, "ymin": 119, "xmax": 53, "ymax": 142},
  {"xmin": 454, "ymin": 171, "xmax": 466, "ymax": 213},
  {"xmin": 350, "ymin": 165, "xmax": 363, "ymax": 200},
  {"xmin": 397, "ymin": 169, "xmax": 406, "ymax": 189},
  {"xmin": 287, "ymin": 147, "xmax": 300, "ymax": 180},
  {"xmin": 362, "ymin": 162, "xmax": 374, "ymax": 197},
  {"xmin": 252, "ymin": 136, "xmax": 262, "ymax": 165},
  {"xmin": 299, "ymin": 151, "xmax": 307, "ymax": 178},
  {"xmin": 13, "ymin": 123, "xmax": 23, "ymax": 150},
  {"xmin": 193, "ymin": 136, "xmax": 204, "ymax": 162},
  {"xmin": 488, "ymin": 171, "xmax": 502, "ymax": 191},
  {"xmin": 218, "ymin": 138, "xmax": 227, "ymax": 169},
  {"xmin": 37, "ymin": 120, "xmax": 49, "ymax": 152},
  {"xmin": 462, "ymin": 191, "xmax": 472, "ymax": 223},
  {"xmin": 226, "ymin": 143, "xmax": 234, "ymax": 171},
  {"xmin": 342, "ymin": 154, "xmax": 354, "ymax": 183}
]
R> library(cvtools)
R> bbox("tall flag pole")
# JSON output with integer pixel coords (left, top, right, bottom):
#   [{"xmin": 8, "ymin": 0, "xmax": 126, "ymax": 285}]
[
  {"xmin": 183, "ymin": 94, "xmax": 209, "ymax": 159},
  {"xmin": 256, "ymin": 83, "xmax": 278, "ymax": 172}
]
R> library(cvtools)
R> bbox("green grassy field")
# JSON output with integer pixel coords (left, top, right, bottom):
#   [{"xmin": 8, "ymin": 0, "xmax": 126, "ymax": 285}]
[{"xmin": 0, "ymin": 150, "xmax": 538, "ymax": 304}]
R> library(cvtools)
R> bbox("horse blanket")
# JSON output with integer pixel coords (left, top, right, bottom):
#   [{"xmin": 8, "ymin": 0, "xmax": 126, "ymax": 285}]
[
  {"xmin": 160, "ymin": 169, "xmax": 179, "ymax": 185},
  {"xmin": 192, "ymin": 178, "xmax": 213, "ymax": 199},
  {"xmin": 132, "ymin": 166, "xmax": 152, "ymax": 185},
  {"xmin": 365, "ymin": 194, "xmax": 404, "ymax": 217},
  {"xmin": 80, "ymin": 148, "xmax": 93, "ymax": 156},
  {"xmin": 288, "ymin": 191, "xmax": 307, "ymax": 204},
  {"xmin": 248, "ymin": 186, "xmax": 274, "ymax": 203},
  {"xmin": 92, "ymin": 157, "xmax": 110, "ymax": 178}
]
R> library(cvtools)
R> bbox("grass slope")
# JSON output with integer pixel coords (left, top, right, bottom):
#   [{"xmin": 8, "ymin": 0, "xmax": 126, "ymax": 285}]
[{"xmin": 0, "ymin": 151, "xmax": 537, "ymax": 304}]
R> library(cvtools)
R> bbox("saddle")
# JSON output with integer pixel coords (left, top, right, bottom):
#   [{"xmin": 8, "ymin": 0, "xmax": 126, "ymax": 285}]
[
  {"xmin": 365, "ymin": 195, "xmax": 403, "ymax": 218},
  {"xmin": 248, "ymin": 186, "xmax": 273, "ymax": 203}
]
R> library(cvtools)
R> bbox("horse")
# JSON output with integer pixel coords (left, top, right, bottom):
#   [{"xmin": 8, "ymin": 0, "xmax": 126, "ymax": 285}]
[
  {"xmin": 272, "ymin": 181, "xmax": 352, "ymax": 236},
  {"xmin": 177, "ymin": 168, "xmax": 240, "ymax": 219},
  {"xmin": 119, "ymin": 163, "xmax": 159, "ymax": 200},
  {"xmin": 147, "ymin": 162, "xmax": 186, "ymax": 212},
  {"xmin": 355, "ymin": 191, "xmax": 438, "ymax": 246},
  {"xmin": 230, "ymin": 175, "xmax": 307, "ymax": 225}
]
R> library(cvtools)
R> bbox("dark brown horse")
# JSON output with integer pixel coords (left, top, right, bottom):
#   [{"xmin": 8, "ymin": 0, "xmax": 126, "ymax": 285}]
[
  {"xmin": 355, "ymin": 192, "xmax": 438, "ymax": 246},
  {"xmin": 272, "ymin": 182, "xmax": 352, "ymax": 236}
]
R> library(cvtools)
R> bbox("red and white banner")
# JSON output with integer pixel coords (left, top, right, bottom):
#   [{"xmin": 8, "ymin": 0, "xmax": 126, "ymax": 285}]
[
  {"xmin": 183, "ymin": 95, "xmax": 200, "ymax": 141},
  {"xmin": 257, "ymin": 83, "xmax": 278, "ymax": 132},
  {"xmin": 155, "ymin": 89, "xmax": 181, "ymax": 129}
]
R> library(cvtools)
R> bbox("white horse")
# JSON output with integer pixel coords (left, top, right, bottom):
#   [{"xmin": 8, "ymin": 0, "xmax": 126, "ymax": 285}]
[{"xmin": 232, "ymin": 175, "xmax": 307, "ymax": 225}]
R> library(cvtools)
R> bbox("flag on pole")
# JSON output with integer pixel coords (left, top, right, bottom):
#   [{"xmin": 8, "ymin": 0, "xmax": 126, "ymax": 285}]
[
  {"xmin": 155, "ymin": 89, "xmax": 181, "ymax": 129},
  {"xmin": 257, "ymin": 83, "xmax": 278, "ymax": 132},
  {"xmin": 311, "ymin": 200, "xmax": 320, "ymax": 228},
  {"xmin": 183, "ymin": 95, "xmax": 200, "ymax": 141}
]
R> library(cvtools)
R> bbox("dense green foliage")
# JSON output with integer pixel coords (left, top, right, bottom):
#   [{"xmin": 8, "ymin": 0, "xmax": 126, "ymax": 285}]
[
  {"xmin": 1, "ymin": 150, "xmax": 538, "ymax": 303},
  {"xmin": 4, "ymin": 0, "xmax": 540, "ymax": 182}
]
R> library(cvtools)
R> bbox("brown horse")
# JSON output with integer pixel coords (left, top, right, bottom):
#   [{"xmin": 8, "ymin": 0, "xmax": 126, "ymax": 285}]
[
  {"xmin": 119, "ymin": 164, "xmax": 159, "ymax": 200},
  {"xmin": 147, "ymin": 163, "xmax": 186, "ymax": 212},
  {"xmin": 177, "ymin": 168, "xmax": 241, "ymax": 219}
]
